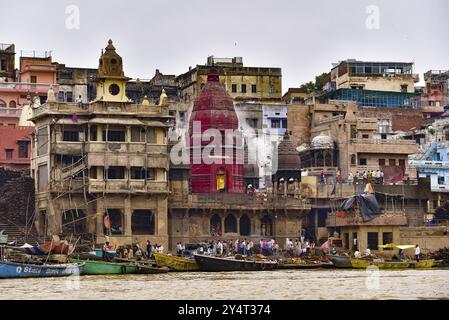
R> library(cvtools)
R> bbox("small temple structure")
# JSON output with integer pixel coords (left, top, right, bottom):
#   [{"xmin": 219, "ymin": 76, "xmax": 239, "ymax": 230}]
[{"xmin": 189, "ymin": 67, "xmax": 244, "ymax": 193}]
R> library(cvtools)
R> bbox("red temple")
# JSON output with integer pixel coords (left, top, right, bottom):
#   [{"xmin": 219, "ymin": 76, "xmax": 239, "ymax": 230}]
[{"xmin": 189, "ymin": 67, "xmax": 244, "ymax": 193}]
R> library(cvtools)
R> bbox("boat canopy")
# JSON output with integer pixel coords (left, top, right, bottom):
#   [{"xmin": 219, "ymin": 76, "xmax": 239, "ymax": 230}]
[{"xmin": 378, "ymin": 244, "xmax": 415, "ymax": 250}]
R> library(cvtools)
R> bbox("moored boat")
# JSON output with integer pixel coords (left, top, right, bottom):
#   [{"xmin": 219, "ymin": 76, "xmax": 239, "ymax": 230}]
[
  {"xmin": 350, "ymin": 258, "xmax": 435, "ymax": 269},
  {"xmin": 0, "ymin": 260, "xmax": 84, "ymax": 278},
  {"xmin": 328, "ymin": 255, "xmax": 352, "ymax": 268},
  {"xmin": 136, "ymin": 264, "xmax": 169, "ymax": 274},
  {"xmin": 70, "ymin": 259, "xmax": 137, "ymax": 275},
  {"xmin": 153, "ymin": 253, "xmax": 199, "ymax": 271},
  {"xmin": 194, "ymin": 254, "xmax": 278, "ymax": 272}
]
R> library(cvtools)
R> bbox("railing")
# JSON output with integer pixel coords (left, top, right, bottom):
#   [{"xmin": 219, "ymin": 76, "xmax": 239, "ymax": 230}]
[
  {"xmin": 409, "ymin": 159, "xmax": 449, "ymax": 168},
  {"xmin": 0, "ymin": 82, "xmax": 59, "ymax": 93},
  {"xmin": 0, "ymin": 107, "xmax": 22, "ymax": 116},
  {"xmin": 20, "ymin": 50, "xmax": 52, "ymax": 58},
  {"xmin": 0, "ymin": 43, "xmax": 13, "ymax": 50},
  {"xmin": 351, "ymin": 138, "xmax": 417, "ymax": 145}
]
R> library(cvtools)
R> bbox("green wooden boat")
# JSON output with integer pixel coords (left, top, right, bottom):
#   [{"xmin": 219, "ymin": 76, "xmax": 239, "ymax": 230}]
[{"xmin": 70, "ymin": 259, "xmax": 137, "ymax": 275}]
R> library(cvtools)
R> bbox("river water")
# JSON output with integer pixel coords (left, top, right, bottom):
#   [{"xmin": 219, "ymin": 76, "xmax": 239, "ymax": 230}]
[{"xmin": 1, "ymin": 269, "xmax": 449, "ymax": 300}]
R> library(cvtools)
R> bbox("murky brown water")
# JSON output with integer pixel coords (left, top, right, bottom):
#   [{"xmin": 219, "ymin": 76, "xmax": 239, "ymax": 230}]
[{"xmin": 1, "ymin": 269, "xmax": 449, "ymax": 300}]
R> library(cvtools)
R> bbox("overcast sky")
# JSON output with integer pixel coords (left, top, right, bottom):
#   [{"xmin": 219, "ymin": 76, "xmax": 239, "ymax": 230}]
[{"xmin": 1, "ymin": 0, "xmax": 448, "ymax": 90}]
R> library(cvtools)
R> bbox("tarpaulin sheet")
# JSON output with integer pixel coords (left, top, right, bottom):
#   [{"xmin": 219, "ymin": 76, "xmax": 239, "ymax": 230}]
[{"xmin": 339, "ymin": 193, "xmax": 380, "ymax": 221}]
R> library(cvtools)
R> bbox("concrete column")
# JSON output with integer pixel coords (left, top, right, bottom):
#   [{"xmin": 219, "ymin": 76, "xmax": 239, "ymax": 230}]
[
  {"xmin": 96, "ymin": 198, "xmax": 105, "ymax": 241},
  {"xmin": 126, "ymin": 126, "xmax": 131, "ymax": 143},
  {"xmin": 97, "ymin": 124, "xmax": 103, "ymax": 141},
  {"xmin": 124, "ymin": 196, "xmax": 132, "ymax": 236}
]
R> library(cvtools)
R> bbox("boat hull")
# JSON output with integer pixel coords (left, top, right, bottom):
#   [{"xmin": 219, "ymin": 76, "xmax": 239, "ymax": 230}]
[
  {"xmin": 350, "ymin": 258, "xmax": 434, "ymax": 269},
  {"xmin": 0, "ymin": 261, "xmax": 84, "ymax": 278},
  {"xmin": 194, "ymin": 254, "xmax": 278, "ymax": 272},
  {"xmin": 328, "ymin": 255, "xmax": 352, "ymax": 268},
  {"xmin": 153, "ymin": 253, "xmax": 199, "ymax": 271},
  {"xmin": 70, "ymin": 259, "xmax": 136, "ymax": 275},
  {"xmin": 136, "ymin": 264, "xmax": 169, "ymax": 274}
]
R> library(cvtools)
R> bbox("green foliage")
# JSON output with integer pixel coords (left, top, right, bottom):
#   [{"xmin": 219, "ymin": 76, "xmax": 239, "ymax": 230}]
[{"xmin": 299, "ymin": 72, "xmax": 329, "ymax": 93}]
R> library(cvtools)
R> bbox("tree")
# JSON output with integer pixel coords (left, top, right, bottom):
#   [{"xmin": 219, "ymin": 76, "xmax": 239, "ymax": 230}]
[{"xmin": 299, "ymin": 72, "xmax": 329, "ymax": 93}]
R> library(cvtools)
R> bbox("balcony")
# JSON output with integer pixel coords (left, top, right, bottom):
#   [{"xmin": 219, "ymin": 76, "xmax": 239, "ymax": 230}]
[
  {"xmin": 0, "ymin": 82, "xmax": 59, "ymax": 94},
  {"xmin": 170, "ymin": 193, "xmax": 311, "ymax": 211},
  {"xmin": 0, "ymin": 107, "xmax": 22, "ymax": 117},
  {"xmin": 51, "ymin": 141, "xmax": 84, "ymax": 155},
  {"xmin": 88, "ymin": 179, "xmax": 168, "ymax": 194},
  {"xmin": 326, "ymin": 211, "xmax": 408, "ymax": 227},
  {"xmin": 351, "ymin": 138, "xmax": 417, "ymax": 154}
]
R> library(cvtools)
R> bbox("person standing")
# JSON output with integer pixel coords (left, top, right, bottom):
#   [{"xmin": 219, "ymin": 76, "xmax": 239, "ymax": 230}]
[
  {"xmin": 415, "ymin": 245, "xmax": 421, "ymax": 262},
  {"xmin": 146, "ymin": 240, "xmax": 152, "ymax": 259},
  {"xmin": 76, "ymin": 95, "xmax": 83, "ymax": 108}
]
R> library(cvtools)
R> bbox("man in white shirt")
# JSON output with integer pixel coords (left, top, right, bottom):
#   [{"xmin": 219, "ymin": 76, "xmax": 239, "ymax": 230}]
[{"xmin": 415, "ymin": 245, "xmax": 421, "ymax": 262}]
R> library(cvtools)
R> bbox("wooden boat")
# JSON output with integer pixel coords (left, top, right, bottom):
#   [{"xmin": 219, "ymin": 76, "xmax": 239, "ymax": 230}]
[
  {"xmin": 0, "ymin": 260, "xmax": 84, "ymax": 278},
  {"xmin": 194, "ymin": 254, "xmax": 278, "ymax": 272},
  {"xmin": 136, "ymin": 264, "xmax": 169, "ymax": 274},
  {"xmin": 350, "ymin": 258, "xmax": 435, "ymax": 269},
  {"xmin": 70, "ymin": 259, "xmax": 137, "ymax": 275},
  {"xmin": 328, "ymin": 255, "xmax": 352, "ymax": 268},
  {"xmin": 40, "ymin": 242, "xmax": 74, "ymax": 255},
  {"xmin": 153, "ymin": 253, "xmax": 199, "ymax": 271}
]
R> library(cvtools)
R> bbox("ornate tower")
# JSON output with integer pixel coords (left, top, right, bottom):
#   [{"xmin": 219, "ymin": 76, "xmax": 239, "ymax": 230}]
[
  {"xmin": 95, "ymin": 39, "xmax": 130, "ymax": 102},
  {"xmin": 189, "ymin": 67, "xmax": 244, "ymax": 193}
]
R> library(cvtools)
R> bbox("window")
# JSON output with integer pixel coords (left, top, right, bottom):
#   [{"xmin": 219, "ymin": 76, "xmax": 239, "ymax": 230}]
[
  {"xmin": 18, "ymin": 141, "xmax": 28, "ymax": 158},
  {"xmin": 103, "ymin": 129, "xmax": 125, "ymax": 142},
  {"xmin": 350, "ymin": 154, "xmax": 356, "ymax": 166},
  {"xmin": 281, "ymin": 119, "xmax": 287, "ymax": 128},
  {"xmin": 66, "ymin": 92, "xmax": 73, "ymax": 102},
  {"xmin": 30, "ymin": 76, "xmax": 37, "ymax": 83},
  {"xmin": 224, "ymin": 214, "xmax": 237, "ymax": 233},
  {"xmin": 401, "ymin": 84, "xmax": 408, "ymax": 93},
  {"xmin": 367, "ymin": 232, "xmax": 379, "ymax": 250},
  {"xmin": 58, "ymin": 92, "xmax": 65, "ymax": 102},
  {"xmin": 246, "ymin": 118, "xmax": 258, "ymax": 128},
  {"xmin": 231, "ymin": 84, "xmax": 237, "ymax": 93},
  {"xmin": 438, "ymin": 176, "xmax": 445, "ymax": 185},
  {"xmin": 131, "ymin": 210, "xmax": 155, "ymax": 235},
  {"xmin": 63, "ymin": 131, "xmax": 80, "ymax": 142},
  {"xmin": 107, "ymin": 167, "xmax": 125, "ymax": 179},
  {"xmin": 389, "ymin": 159, "xmax": 396, "ymax": 166},
  {"xmin": 131, "ymin": 167, "xmax": 146, "ymax": 179},
  {"xmin": 398, "ymin": 159, "xmax": 406, "ymax": 169},
  {"xmin": 269, "ymin": 85, "xmax": 275, "ymax": 94},
  {"xmin": 343, "ymin": 233, "xmax": 349, "ymax": 250},
  {"xmin": 359, "ymin": 158, "xmax": 367, "ymax": 166},
  {"xmin": 5, "ymin": 149, "xmax": 13, "ymax": 160},
  {"xmin": 9, "ymin": 101, "xmax": 16, "ymax": 108},
  {"xmin": 241, "ymin": 84, "xmax": 247, "ymax": 93},
  {"xmin": 382, "ymin": 232, "xmax": 393, "ymax": 250},
  {"xmin": 179, "ymin": 112, "xmax": 185, "ymax": 122},
  {"xmin": 271, "ymin": 119, "xmax": 281, "ymax": 128},
  {"xmin": 251, "ymin": 84, "xmax": 257, "ymax": 93},
  {"xmin": 362, "ymin": 134, "xmax": 369, "ymax": 139},
  {"xmin": 381, "ymin": 134, "xmax": 387, "ymax": 140},
  {"xmin": 0, "ymin": 59, "xmax": 6, "ymax": 71},
  {"xmin": 379, "ymin": 159, "xmax": 385, "ymax": 166}
]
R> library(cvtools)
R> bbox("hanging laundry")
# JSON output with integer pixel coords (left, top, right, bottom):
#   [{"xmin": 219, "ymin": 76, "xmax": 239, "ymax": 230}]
[{"xmin": 72, "ymin": 112, "xmax": 79, "ymax": 123}]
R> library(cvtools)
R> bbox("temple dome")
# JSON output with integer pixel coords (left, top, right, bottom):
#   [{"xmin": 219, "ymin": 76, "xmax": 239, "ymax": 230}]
[
  {"xmin": 277, "ymin": 132, "xmax": 301, "ymax": 171},
  {"xmin": 311, "ymin": 133, "xmax": 334, "ymax": 149}
]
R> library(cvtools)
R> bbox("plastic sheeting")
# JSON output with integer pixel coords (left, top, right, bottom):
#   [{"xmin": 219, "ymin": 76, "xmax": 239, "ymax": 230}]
[{"xmin": 339, "ymin": 193, "xmax": 380, "ymax": 221}]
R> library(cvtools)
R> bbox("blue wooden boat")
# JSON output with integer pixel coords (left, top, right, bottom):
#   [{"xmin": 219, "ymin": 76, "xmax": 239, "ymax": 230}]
[{"xmin": 0, "ymin": 260, "xmax": 85, "ymax": 278}]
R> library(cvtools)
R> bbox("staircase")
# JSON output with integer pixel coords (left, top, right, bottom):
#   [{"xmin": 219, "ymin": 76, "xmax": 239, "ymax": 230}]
[
  {"xmin": 0, "ymin": 221, "xmax": 41, "ymax": 245},
  {"xmin": 61, "ymin": 156, "xmax": 87, "ymax": 181}
]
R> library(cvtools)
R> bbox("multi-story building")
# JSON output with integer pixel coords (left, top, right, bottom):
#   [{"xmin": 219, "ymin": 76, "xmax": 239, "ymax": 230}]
[
  {"xmin": 56, "ymin": 64, "xmax": 97, "ymax": 103},
  {"xmin": 0, "ymin": 125, "xmax": 33, "ymax": 171},
  {"xmin": 325, "ymin": 60, "xmax": 418, "ymax": 108},
  {"xmin": 29, "ymin": 40, "xmax": 174, "ymax": 247}
]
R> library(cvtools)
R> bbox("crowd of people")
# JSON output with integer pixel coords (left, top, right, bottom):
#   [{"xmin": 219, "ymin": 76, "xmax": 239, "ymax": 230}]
[
  {"xmin": 110, "ymin": 240, "xmax": 165, "ymax": 261},
  {"xmin": 319, "ymin": 169, "xmax": 385, "ymax": 185}
]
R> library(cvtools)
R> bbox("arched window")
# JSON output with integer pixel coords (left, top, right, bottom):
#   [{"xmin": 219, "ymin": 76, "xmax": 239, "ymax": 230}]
[
  {"xmin": 260, "ymin": 215, "xmax": 273, "ymax": 237},
  {"xmin": 62, "ymin": 209, "xmax": 86, "ymax": 235},
  {"xmin": 131, "ymin": 210, "xmax": 155, "ymax": 235},
  {"xmin": 9, "ymin": 100, "xmax": 16, "ymax": 108},
  {"xmin": 104, "ymin": 209, "xmax": 124, "ymax": 235},
  {"xmin": 210, "ymin": 214, "xmax": 222, "ymax": 236},
  {"xmin": 0, "ymin": 99, "xmax": 6, "ymax": 108},
  {"xmin": 239, "ymin": 214, "xmax": 251, "ymax": 236},
  {"xmin": 224, "ymin": 214, "xmax": 237, "ymax": 233}
]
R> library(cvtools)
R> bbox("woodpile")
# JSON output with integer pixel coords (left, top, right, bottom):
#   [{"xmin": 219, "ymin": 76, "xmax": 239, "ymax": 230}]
[{"xmin": 0, "ymin": 168, "xmax": 35, "ymax": 227}]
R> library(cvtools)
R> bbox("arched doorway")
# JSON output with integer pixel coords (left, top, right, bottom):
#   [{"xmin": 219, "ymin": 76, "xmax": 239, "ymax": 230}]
[
  {"xmin": 260, "ymin": 215, "xmax": 273, "ymax": 237},
  {"xmin": 104, "ymin": 209, "xmax": 124, "ymax": 235},
  {"xmin": 210, "ymin": 214, "xmax": 222, "ymax": 236},
  {"xmin": 224, "ymin": 214, "xmax": 237, "ymax": 233},
  {"xmin": 62, "ymin": 209, "xmax": 86, "ymax": 235},
  {"xmin": 239, "ymin": 214, "xmax": 251, "ymax": 236},
  {"xmin": 131, "ymin": 210, "xmax": 155, "ymax": 235}
]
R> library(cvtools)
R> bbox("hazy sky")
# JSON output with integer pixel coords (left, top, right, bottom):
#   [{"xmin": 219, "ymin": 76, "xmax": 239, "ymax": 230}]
[{"xmin": 1, "ymin": 0, "xmax": 448, "ymax": 90}]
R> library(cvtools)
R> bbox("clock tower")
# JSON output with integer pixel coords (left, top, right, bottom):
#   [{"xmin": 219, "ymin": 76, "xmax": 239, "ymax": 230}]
[{"xmin": 95, "ymin": 39, "xmax": 131, "ymax": 102}]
